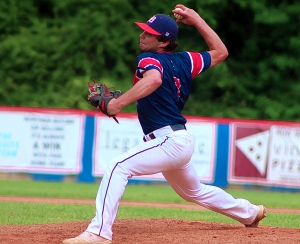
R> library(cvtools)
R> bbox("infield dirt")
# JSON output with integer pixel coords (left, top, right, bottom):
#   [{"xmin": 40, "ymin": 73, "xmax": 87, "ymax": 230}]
[{"xmin": 1, "ymin": 196, "xmax": 299, "ymax": 244}]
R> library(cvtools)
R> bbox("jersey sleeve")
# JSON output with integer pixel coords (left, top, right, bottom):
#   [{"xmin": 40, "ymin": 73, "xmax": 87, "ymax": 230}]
[
  {"xmin": 186, "ymin": 51, "xmax": 211, "ymax": 78},
  {"xmin": 133, "ymin": 53, "xmax": 163, "ymax": 85},
  {"xmin": 136, "ymin": 53, "xmax": 163, "ymax": 78}
]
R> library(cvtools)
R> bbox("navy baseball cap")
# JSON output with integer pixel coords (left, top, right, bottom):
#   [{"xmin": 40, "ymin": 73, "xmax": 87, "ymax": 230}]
[{"xmin": 135, "ymin": 14, "xmax": 178, "ymax": 41}]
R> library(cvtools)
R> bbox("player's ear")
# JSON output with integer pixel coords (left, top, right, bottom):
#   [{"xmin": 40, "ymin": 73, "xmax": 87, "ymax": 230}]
[{"xmin": 158, "ymin": 39, "xmax": 171, "ymax": 48}]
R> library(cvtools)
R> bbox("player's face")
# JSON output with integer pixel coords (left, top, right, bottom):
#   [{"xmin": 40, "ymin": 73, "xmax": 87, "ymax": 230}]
[{"xmin": 139, "ymin": 31, "xmax": 162, "ymax": 52}]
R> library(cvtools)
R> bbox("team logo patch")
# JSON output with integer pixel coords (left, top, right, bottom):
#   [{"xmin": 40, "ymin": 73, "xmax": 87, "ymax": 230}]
[{"xmin": 148, "ymin": 16, "xmax": 156, "ymax": 23}]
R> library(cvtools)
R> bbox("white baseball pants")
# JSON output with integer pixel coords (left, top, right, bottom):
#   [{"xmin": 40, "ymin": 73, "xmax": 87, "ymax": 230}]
[{"xmin": 86, "ymin": 126, "xmax": 258, "ymax": 240}]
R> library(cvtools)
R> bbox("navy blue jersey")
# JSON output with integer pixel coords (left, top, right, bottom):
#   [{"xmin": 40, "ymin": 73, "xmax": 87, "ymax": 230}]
[{"xmin": 133, "ymin": 51, "xmax": 211, "ymax": 134}]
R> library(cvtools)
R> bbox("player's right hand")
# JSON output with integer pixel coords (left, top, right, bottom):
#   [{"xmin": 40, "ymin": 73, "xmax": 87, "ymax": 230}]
[{"xmin": 172, "ymin": 4, "xmax": 202, "ymax": 26}]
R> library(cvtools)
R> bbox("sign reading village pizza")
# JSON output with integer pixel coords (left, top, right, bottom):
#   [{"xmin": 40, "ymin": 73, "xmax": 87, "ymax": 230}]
[
  {"xmin": 267, "ymin": 126, "xmax": 300, "ymax": 185},
  {"xmin": 229, "ymin": 123, "xmax": 300, "ymax": 187}
]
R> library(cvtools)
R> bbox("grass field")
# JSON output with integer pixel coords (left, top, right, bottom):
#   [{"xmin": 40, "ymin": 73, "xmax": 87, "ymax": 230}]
[{"xmin": 0, "ymin": 179, "xmax": 299, "ymax": 228}]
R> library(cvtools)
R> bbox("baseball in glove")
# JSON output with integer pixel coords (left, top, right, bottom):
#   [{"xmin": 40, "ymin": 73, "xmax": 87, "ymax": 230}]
[{"xmin": 87, "ymin": 81, "xmax": 122, "ymax": 123}]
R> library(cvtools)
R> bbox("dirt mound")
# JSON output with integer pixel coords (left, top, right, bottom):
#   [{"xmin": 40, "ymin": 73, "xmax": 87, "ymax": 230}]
[
  {"xmin": 1, "ymin": 196, "xmax": 300, "ymax": 244},
  {"xmin": 1, "ymin": 219, "xmax": 300, "ymax": 244}
]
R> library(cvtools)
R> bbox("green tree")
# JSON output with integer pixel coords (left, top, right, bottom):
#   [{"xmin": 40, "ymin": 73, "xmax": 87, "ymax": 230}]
[{"xmin": 0, "ymin": 0, "xmax": 299, "ymax": 121}]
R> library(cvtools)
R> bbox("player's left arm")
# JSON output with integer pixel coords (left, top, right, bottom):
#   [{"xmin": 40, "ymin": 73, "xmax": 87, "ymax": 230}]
[{"xmin": 106, "ymin": 69, "xmax": 162, "ymax": 115}]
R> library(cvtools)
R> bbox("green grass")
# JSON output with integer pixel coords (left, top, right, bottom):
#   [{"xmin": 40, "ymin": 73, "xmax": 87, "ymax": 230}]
[
  {"xmin": 0, "ymin": 179, "xmax": 299, "ymax": 228},
  {"xmin": 0, "ymin": 179, "xmax": 99, "ymax": 199},
  {"xmin": 0, "ymin": 201, "xmax": 94, "ymax": 224},
  {"xmin": 0, "ymin": 179, "xmax": 299, "ymax": 208},
  {"xmin": 226, "ymin": 189, "xmax": 300, "ymax": 209},
  {"xmin": 0, "ymin": 201, "xmax": 298, "ymax": 228}
]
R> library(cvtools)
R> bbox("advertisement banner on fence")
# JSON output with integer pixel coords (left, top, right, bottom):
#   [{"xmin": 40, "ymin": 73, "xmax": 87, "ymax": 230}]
[
  {"xmin": 229, "ymin": 123, "xmax": 300, "ymax": 187},
  {"xmin": 0, "ymin": 111, "xmax": 84, "ymax": 174},
  {"xmin": 93, "ymin": 117, "xmax": 216, "ymax": 182}
]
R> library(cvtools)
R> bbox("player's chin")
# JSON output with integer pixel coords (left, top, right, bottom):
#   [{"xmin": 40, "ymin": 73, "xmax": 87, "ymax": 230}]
[
  {"xmin": 139, "ymin": 43, "xmax": 144, "ymax": 50},
  {"xmin": 139, "ymin": 43, "xmax": 148, "ymax": 52}
]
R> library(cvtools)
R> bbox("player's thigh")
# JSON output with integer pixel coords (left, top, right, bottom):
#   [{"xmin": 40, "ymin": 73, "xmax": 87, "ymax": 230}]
[{"xmin": 163, "ymin": 161, "xmax": 202, "ymax": 194}]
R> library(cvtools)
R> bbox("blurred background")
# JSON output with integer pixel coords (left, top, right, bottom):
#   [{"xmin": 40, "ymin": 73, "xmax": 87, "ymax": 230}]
[{"xmin": 1, "ymin": 0, "xmax": 299, "ymax": 120}]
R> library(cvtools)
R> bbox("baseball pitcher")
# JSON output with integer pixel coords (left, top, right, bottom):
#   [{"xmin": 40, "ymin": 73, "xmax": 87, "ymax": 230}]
[{"xmin": 63, "ymin": 4, "xmax": 266, "ymax": 244}]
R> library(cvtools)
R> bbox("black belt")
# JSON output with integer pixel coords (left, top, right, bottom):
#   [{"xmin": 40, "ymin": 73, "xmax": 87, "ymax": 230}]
[{"xmin": 143, "ymin": 124, "xmax": 186, "ymax": 142}]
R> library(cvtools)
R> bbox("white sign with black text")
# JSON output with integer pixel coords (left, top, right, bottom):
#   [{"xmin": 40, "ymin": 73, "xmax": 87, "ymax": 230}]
[
  {"xmin": 93, "ymin": 117, "xmax": 216, "ymax": 182},
  {"xmin": 0, "ymin": 111, "xmax": 84, "ymax": 174},
  {"xmin": 267, "ymin": 126, "xmax": 300, "ymax": 185}
]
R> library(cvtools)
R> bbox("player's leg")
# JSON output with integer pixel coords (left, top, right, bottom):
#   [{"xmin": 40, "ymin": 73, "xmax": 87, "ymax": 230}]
[
  {"xmin": 162, "ymin": 162, "xmax": 261, "ymax": 225},
  {"xmin": 86, "ymin": 131, "xmax": 194, "ymax": 240}
]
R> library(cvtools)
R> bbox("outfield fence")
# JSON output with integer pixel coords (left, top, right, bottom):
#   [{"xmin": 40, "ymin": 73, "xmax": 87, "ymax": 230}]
[{"xmin": 0, "ymin": 106, "xmax": 299, "ymax": 191}]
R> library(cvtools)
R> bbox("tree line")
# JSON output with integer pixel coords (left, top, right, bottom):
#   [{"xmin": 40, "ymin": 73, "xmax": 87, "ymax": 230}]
[{"xmin": 0, "ymin": 0, "xmax": 299, "ymax": 121}]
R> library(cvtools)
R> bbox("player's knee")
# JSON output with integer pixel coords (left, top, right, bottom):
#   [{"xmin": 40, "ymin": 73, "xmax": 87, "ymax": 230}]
[{"xmin": 106, "ymin": 160, "xmax": 131, "ymax": 178}]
